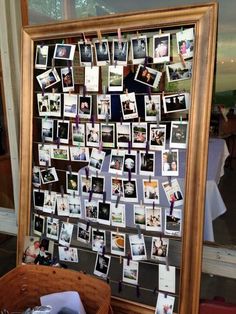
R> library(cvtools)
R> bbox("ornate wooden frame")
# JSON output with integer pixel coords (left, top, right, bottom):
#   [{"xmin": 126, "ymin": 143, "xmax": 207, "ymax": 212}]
[{"xmin": 18, "ymin": 3, "xmax": 218, "ymax": 313}]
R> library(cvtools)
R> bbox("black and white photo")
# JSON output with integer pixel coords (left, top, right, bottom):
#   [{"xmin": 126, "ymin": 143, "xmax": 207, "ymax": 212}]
[
  {"xmin": 131, "ymin": 36, "xmax": 148, "ymax": 64},
  {"xmin": 108, "ymin": 65, "xmax": 123, "ymax": 92},
  {"xmin": 120, "ymin": 92, "xmax": 138, "ymax": 120}
]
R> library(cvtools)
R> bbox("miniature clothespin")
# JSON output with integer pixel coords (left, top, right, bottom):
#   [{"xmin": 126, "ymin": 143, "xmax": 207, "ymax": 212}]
[
  {"xmin": 120, "ymin": 115, "xmax": 123, "ymax": 125},
  {"xmin": 91, "ymin": 115, "xmax": 95, "ymax": 128},
  {"xmin": 115, "ymin": 195, "xmax": 120, "ymax": 208},
  {"xmin": 165, "ymin": 256, "xmax": 170, "ymax": 272},
  {"xmin": 119, "ymin": 255, "xmax": 122, "ymax": 264},
  {"xmin": 89, "ymin": 189, "xmax": 93, "ymax": 202},
  {"xmin": 103, "ymin": 191, "xmax": 106, "ymax": 203},
  {"xmin": 48, "ymin": 183, "xmax": 52, "ymax": 195},
  {"xmin": 57, "ymin": 137, "xmax": 60, "ymax": 149},
  {"xmin": 106, "ymin": 277, "xmax": 110, "ymax": 284},
  {"xmin": 118, "ymin": 280, "xmax": 122, "ymax": 293},
  {"xmin": 153, "ymin": 287, "xmax": 158, "ymax": 295},
  {"xmin": 83, "ymin": 85, "xmax": 87, "ymax": 97},
  {"xmin": 128, "ymin": 169, "xmax": 132, "ymax": 182},
  {"xmin": 41, "ymin": 136, "xmax": 45, "ymax": 148},
  {"xmin": 42, "ymin": 85, "xmax": 45, "ymax": 97},
  {"xmin": 51, "ymin": 58, "xmax": 55, "ymax": 70},
  {"xmin": 68, "ymin": 165, "xmax": 72, "ymax": 177},
  {"xmin": 136, "ymin": 285, "xmax": 140, "ymax": 298},
  {"xmin": 148, "ymin": 86, "xmax": 152, "ymax": 101},
  {"xmin": 168, "ymin": 176, "xmax": 172, "ymax": 187},
  {"xmin": 82, "ymin": 32, "xmax": 88, "ymax": 44},
  {"xmin": 105, "ymin": 112, "xmax": 109, "ymax": 125},
  {"xmin": 86, "ymin": 220, "xmax": 90, "ymax": 231},
  {"xmin": 99, "ymin": 141, "xmax": 103, "ymax": 152},
  {"xmin": 97, "ymin": 30, "xmax": 103, "ymax": 45},
  {"xmin": 136, "ymin": 224, "xmax": 141, "ymax": 239},
  {"xmin": 85, "ymin": 167, "xmax": 89, "ymax": 180},
  {"xmin": 60, "ymin": 185, "xmax": 64, "ymax": 198},
  {"xmin": 127, "ymin": 252, "xmax": 131, "ymax": 266},
  {"xmin": 75, "ymin": 114, "xmax": 79, "ymax": 129},
  {"xmin": 170, "ymin": 194, "xmax": 176, "ymax": 216},
  {"xmin": 128, "ymin": 141, "xmax": 131, "ymax": 154}
]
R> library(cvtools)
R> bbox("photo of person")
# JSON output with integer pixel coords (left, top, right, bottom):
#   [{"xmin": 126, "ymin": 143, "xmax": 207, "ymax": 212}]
[
  {"xmin": 81, "ymin": 175, "xmax": 92, "ymax": 195},
  {"xmin": 112, "ymin": 40, "xmax": 128, "ymax": 65},
  {"xmin": 58, "ymin": 246, "xmax": 78, "ymax": 263},
  {"xmin": 77, "ymin": 222, "xmax": 91, "ymax": 243},
  {"xmin": 153, "ymin": 33, "xmax": 170, "ymax": 63},
  {"xmin": 134, "ymin": 64, "xmax": 162, "ymax": 88},
  {"xmin": 101, "ymin": 123, "xmax": 115, "ymax": 148},
  {"xmin": 84, "ymin": 200, "xmax": 98, "ymax": 221},
  {"xmin": 63, "ymin": 94, "xmax": 77, "ymax": 117},
  {"xmin": 164, "ymin": 208, "xmax": 182, "ymax": 237},
  {"xmin": 109, "ymin": 149, "xmax": 125, "ymax": 175},
  {"xmin": 43, "ymin": 191, "xmax": 57, "ymax": 214},
  {"xmin": 68, "ymin": 195, "xmax": 81, "ymax": 218},
  {"xmin": 149, "ymin": 124, "xmax": 166, "ymax": 151},
  {"xmin": 49, "ymin": 93, "xmax": 61, "ymax": 117},
  {"xmin": 122, "ymin": 179, "xmax": 138, "ymax": 203},
  {"xmin": 70, "ymin": 146, "xmax": 89, "ymax": 162},
  {"xmin": 71, "ymin": 123, "xmax": 85, "ymax": 146},
  {"xmin": 51, "ymin": 145, "xmax": 69, "ymax": 161},
  {"xmin": 162, "ymin": 93, "xmax": 190, "ymax": 113},
  {"xmin": 78, "ymin": 95, "xmax": 92, "ymax": 119},
  {"xmin": 41, "ymin": 119, "xmax": 53, "ymax": 142},
  {"xmin": 139, "ymin": 152, "xmax": 155, "ymax": 176},
  {"xmin": 59, "ymin": 222, "xmax": 74, "ymax": 247},
  {"xmin": 36, "ymin": 68, "xmax": 61, "ymax": 90},
  {"xmin": 111, "ymin": 177, "xmax": 123, "ymax": 199},
  {"xmin": 166, "ymin": 61, "xmax": 192, "ymax": 82},
  {"xmin": 61, "ymin": 66, "xmax": 74, "ymax": 92},
  {"xmin": 94, "ymin": 40, "xmax": 110, "ymax": 66},
  {"xmin": 129, "ymin": 234, "xmax": 147, "ymax": 261},
  {"xmin": 151, "ymin": 237, "xmax": 169, "ymax": 261},
  {"xmin": 94, "ymin": 253, "xmax": 111, "ymax": 278},
  {"xmin": 56, "ymin": 120, "xmax": 69, "ymax": 144},
  {"xmin": 133, "ymin": 205, "xmax": 146, "ymax": 229},
  {"xmin": 97, "ymin": 94, "xmax": 111, "ymax": 120},
  {"xmin": 143, "ymin": 179, "xmax": 160, "ymax": 204},
  {"xmin": 144, "ymin": 95, "xmax": 161, "ymax": 122},
  {"xmin": 86, "ymin": 123, "xmax": 100, "ymax": 148},
  {"xmin": 40, "ymin": 167, "xmax": 58, "ymax": 184},
  {"xmin": 37, "ymin": 93, "xmax": 50, "ymax": 116},
  {"xmin": 22, "ymin": 237, "xmax": 40, "ymax": 264},
  {"xmin": 132, "ymin": 122, "xmax": 147, "ymax": 149},
  {"xmin": 161, "ymin": 150, "xmax": 179, "ymax": 176},
  {"xmin": 91, "ymin": 175, "xmax": 105, "ymax": 198},
  {"xmin": 162, "ymin": 178, "xmax": 184, "ymax": 207},
  {"xmin": 155, "ymin": 292, "xmax": 175, "ymax": 314},
  {"xmin": 170, "ymin": 121, "xmax": 188, "ymax": 149},
  {"xmin": 56, "ymin": 193, "xmax": 69, "ymax": 216},
  {"xmin": 111, "ymin": 203, "xmax": 126, "ymax": 227},
  {"xmin": 35, "ymin": 45, "xmax": 49, "ymax": 70},
  {"xmin": 120, "ymin": 92, "xmax": 138, "ymax": 120},
  {"xmin": 89, "ymin": 148, "xmax": 105, "ymax": 172},
  {"xmin": 46, "ymin": 217, "xmax": 59, "ymax": 241},
  {"xmin": 122, "ymin": 258, "xmax": 139, "ymax": 285},
  {"xmin": 38, "ymin": 144, "xmax": 51, "ymax": 167},
  {"xmin": 108, "ymin": 65, "xmax": 123, "ymax": 92},
  {"xmin": 33, "ymin": 214, "xmax": 45, "ymax": 236},
  {"xmin": 98, "ymin": 201, "xmax": 111, "ymax": 225},
  {"xmin": 111, "ymin": 232, "xmax": 126, "ymax": 256},
  {"xmin": 145, "ymin": 206, "xmax": 162, "ymax": 231},
  {"xmin": 116, "ymin": 123, "xmax": 131, "ymax": 148},
  {"xmin": 32, "ymin": 166, "xmax": 41, "ymax": 187},
  {"xmin": 66, "ymin": 171, "xmax": 79, "ymax": 195},
  {"xmin": 78, "ymin": 42, "xmax": 93, "ymax": 66},
  {"xmin": 92, "ymin": 229, "xmax": 106, "ymax": 252},
  {"xmin": 176, "ymin": 27, "xmax": 194, "ymax": 60},
  {"xmin": 53, "ymin": 43, "xmax": 76, "ymax": 60},
  {"xmin": 131, "ymin": 36, "xmax": 148, "ymax": 64},
  {"xmin": 123, "ymin": 151, "xmax": 137, "ymax": 174}
]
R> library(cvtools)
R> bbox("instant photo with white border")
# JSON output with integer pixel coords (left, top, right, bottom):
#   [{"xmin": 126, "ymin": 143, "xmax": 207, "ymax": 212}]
[
  {"xmin": 41, "ymin": 119, "xmax": 54, "ymax": 142},
  {"xmin": 78, "ymin": 42, "xmax": 93, "ymax": 66},
  {"xmin": 86, "ymin": 123, "xmax": 100, "ymax": 148},
  {"xmin": 162, "ymin": 93, "xmax": 190, "ymax": 114},
  {"xmin": 111, "ymin": 231, "xmax": 126, "ymax": 256},
  {"xmin": 63, "ymin": 93, "xmax": 77, "ymax": 118},
  {"xmin": 109, "ymin": 149, "xmax": 125, "ymax": 175},
  {"xmin": 123, "ymin": 150, "xmax": 137, "ymax": 174},
  {"xmin": 143, "ymin": 179, "xmax": 160, "ymax": 204},
  {"xmin": 161, "ymin": 149, "xmax": 179, "ymax": 177},
  {"xmin": 33, "ymin": 213, "xmax": 45, "ymax": 236},
  {"xmin": 132, "ymin": 122, "xmax": 147, "ymax": 149},
  {"xmin": 166, "ymin": 61, "xmax": 192, "ymax": 82},
  {"xmin": 94, "ymin": 40, "xmax": 110, "ymax": 66},
  {"xmin": 122, "ymin": 258, "xmax": 139, "ymax": 285},
  {"xmin": 38, "ymin": 143, "xmax": 51, "ymax": 166},
  {"xmin": 91, "ymin": 175, "xmax": 105, "ymax": 199},
  {"xmin": 155, "ymin": 292, "xmax": 175, "ymax": 314},
  {"xmin": 151, "ymin": 237, "xmax": 169, "ymax": 262},
  {"xmin": 153, "ymin": 33, "xmax": 170, "ymax": 64},
  {"xmin": 35, "ymin": 45, "xmax": 49, "ymax": 70},
  {"xmin": 122, "ymin": 179, "xmax": 138, "ymax": 203},
  {"xmin": 112, "ymin": 39, "xmax": 128, "ymax": 65},
  {"xmin": 120, "ymin": 92, "xmax": 138, "ymax": 120},
  {"xmin": 144, "ymin": 95, "xmax": 161, "ymax": 122},
  {"xmin": 56, "ymin": 120, "xmax": 70, "ymax": 144},
  {"xmin": 97, "ymin": 201, "xmax": 111, "ymax": 225},
  {"xmin": 131, "ymin": 35, "xmax": 148, "ymax": 64},
  {"xmin": 145, "ymin": 206, "xmax": 162, "ymax": 232},
  {"xmin": 89, "ymin": 148, "xmax": 106, "ymax": 172},
  {"xmin": 77, "ymin": 222, "xmax": 91, "ymax": 244},
  {"xmin": 56, "ymin": 193, "xmax": 70, "ymax": 216},
  {"xmin": 111, "ymin": 203, "xmax": 126, "ymax": 228},
  {"xmin": 164, "ymin": 208, "xmax": 182, "ymax": 237},
  {"xmin": 97, "ymin": 94, "xmax": 111, "ymax": 120},
  {"xmin": 46, "ymin": 217, "xmax": 59, "ymax": 241},
  {"xmin": 84, "ymin": 199, "xmax": 98, "ymax": 221},
  {"xmin": 61, "ymin": 66, "xmax": 74, "ymax": 92},
  {"xmin": 101, "ymin": 123, "xmax": 115, "ymax": 148},
  {"xmin": 111, "ymin": 177, "xmax": 124, "ymax": 200},
  {"xmin": 92, "ymin": 228, "xmax": 106, "ymax": 252},
  {"xmin": 58, "ymin": 246, "xmax": 78, "ymax": 263},
  {"xmin": 43, "ymin": 190, "xmax": 57, "ymax": 214},
  {"xmin": 176, "ymin": 27, "xmax": 194, "ymax": 60},
  {"xmin": 149, "ymin": 124, "xmax": 166, "ymax": 151},
  {"xmin": 59, "ymin": 222, "xmax": 74, "ymax": 247},
  {"xmin": 81, "ymin": 175, "xmax": 92, "ymax": 196},
  {"xmin": 129, "ymin": 234, "xmax": 147, "ymax": 261},
  {"xmin": 134, "ymin": 64, "xmax": 162, "ymax": 89},
  {"xmin": 36, "ymin": 68, "xmax": 61, "ymax": 90},
  {"xmin": 94, "ymin": 253, "xmax": 111, "ymax": 278},
  {"xmin": 78, "ymin": 95, "xmax": 92, "ymax": 119},
  {"xmin": 85, "ymin": 66, "xmax": 99, "ymax": 92},
  {"xmin": 162, "ymin": 178, "xmax": 184, "ymax": 207},
  {"xmin": 170, "ymin": 121, "xmax": 188, "ymax": 149},
  {"xmin": 66, "ymin": 171, "xmax": 79, "ymax": 195},
  {"xmin": 133, "ymin": 204, "xmax": 146, "ymax": 229},
  {"xmin": 53, "ymin": 43, "xmax": 76, "ymax": 60},
  {"xmin": 108, "ymin": 65, "xmax": 123, "ymax": 92},
  {"xmin": 139, "ymin": 151, "xmax": 155, "ymax": 176},
  {"xmin": 50, "ymin": 144, "xmax": 70, "ymax": 161},
  {"xmin": 71, "ymin": 123, "xmax": 85, "ymax": 146},
  {"xmin": 116, "ymin": 122, "xmax": 131, "ymax": 148},
  {"xmin": 33, "ymin": 189, "xmax": 45, "ymax": 211},
  {"xmin": 68, "ymin": 194, "xmax": 82, "ymax": 218},
  {"xmin": 40, "ymin": 167, "xmax": 59, "ymax": 185},
  {"xmin": 70, "ymin": 146, "xmax": 89, "ymax": 162}
]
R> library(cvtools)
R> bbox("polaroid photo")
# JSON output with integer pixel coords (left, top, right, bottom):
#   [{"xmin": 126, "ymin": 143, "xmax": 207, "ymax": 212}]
[
  {"xmin": 81, "ymin": 175, "xmax": 92, "ymax": 195},
  {"xmin": 94, "ymin": 40, "xmax": 110, "ymax": 66},
  {"xmin": 134, "ymin": 64, "xmax": 162, "ymax": 89},
  {"xmin": 43, "ymin": 190, "xmax": 57, "ymax": 214},
  {"xmin": 151, "ymin": 237, "xmax": 169, "ymax": 262},
  {"xmin": 97, "ymin": 94, "xmax": 111, "ymax": 120},
  {"xmin": 36, "ymin": 68, "xmax": 60, "ymax": 90},
  {"xmin": 133, "ymin": 204, "xmax": 146, "ymax": 229},
  {"xmin": 78, "ymin": 42, "xmax": 93, "ymax": 66},
  {"xmin": 131, "ymin": 35, "xmax": 148, "ymax": 64},
  {"xmin": 166, "ymin": 61, "xmax": 192, "ymax": 82},
  {"xmin": 108, "ymin": 65, "xmax": 123, "ymax": 92},
  {"xmin": 149, "ymin": 124, "xmax": 166, "ymax": 151},
  {"xmin": 162, "ymin": 178, "xmax": 184, "ymax": 207},
  {"xmin": 111, "ymin": 203, "xmax": 126, "ymax": 228},
  {"xmin": 111, "ymin": 177, "xmax": 124, "ymax": 200},
  {"xmin": 70, "ymin": 146, "xmax": 89, "ymax": 162},
  {"xmin": 92, "ymin": 228, "xmax": 106, "ymax": 252},
  {"xmin": 101, "ymin": 123, "xmax": 115, "ymax": 148},
  {"xmin": 153, "ymin": 33, "xmax": 170, "ymax": 64},
  {"xmin": 122, "ymin": 258, "xmax": 139, "ymax": 285},
  {"xmin": 85, "ymin": 66, "xmax": 99, "ymax": 92},
  {"xmin": 143, "ymin": 179, "xmax": 160, "ymax": 204},
  {"xmin": 40, "ymin": 167, "xmax": 58, "ymax": 185},
  {"xmin": 63, "ymin": 94, "xmax": 77, "ymax": 118},
  {"xmin": 123, "ymin": 151, "xmax": 137, "ymax": 174},
  {"xmin": 56, "ymin": 193, "xmax": 70, "ymax": 216},
  {"xmin": 98, "ymin": 201, "xmax": 111, "ymax": 225},
  {"xmin": 145, "ymin": 206, "xmax": 162, "ymax": 232},
  {"xmin": 159, "ymin": 264, "xmax": 176, "ymax": 293},
  {"xmin": 109, "ymin": 149, "xmax": 125, "ymax": 175},
  {"xmin": 77, "ymin": 222, "xmax": 91, "ymax": 244},
  {"xmin": 122, "ymin": 179, "xmax": 138, "ymax": 203},
  {"xmin": 120, "ymin": 92, "xmax": 138, "ymax": 120},
  {"xmin": 144, "ymin": 95, "xmax": 161, "ymax": 122},
  {"xmin": 111, "ymin": 231, "xmax": 126, "ymax": 256},
  {"xmin": 164, "ymin": 208, "xmax": 182, "ymax": 237},
  {"xmin": 84, "ymin": 199, "xmax": 98, "ymax": 221},
  {"xmin": 132, "ymin": 122, "xmax": 147, "ymax": 149},
  {"xmin": 41, "ymin": 119, "xmax": 54, "ymax": 142},
  {"xmin": 23, "ymin": 236, "xmax": 54, "ymax": 265},
  {"xmin": 61, "ymin": 66, "xmax": 74, "ymax": 92},
  {"xmin": 46, "ymin": 217, "xmax": 59, "ymax": 241},
  {"xmin": 71, "ymin": 123, "xmax": 85, "ymax": 146},
  {"xmin": 91, "ymin": 175, "xmax": 105, "ymax": 199},
  {"xmin": 161, "ymin": 149, "xmax": 179, "ymax": 176},
  {"xmin": 57, "ymin": 120, "xmax": 69, "ymax": 144},
  {"xmin": 112, "ymin": 39, "xmax": 128, "ymax": 65},
  {"xmin": 129, "ymin": 234, "xmax": 147, "ymax": 261},
  {"xmin": 69, "ymin": 195, "xmax": 82, "ymax": 218},
  {"xmin": 49, "ymin": 93, "xmax": 61, "ymax": 117},
  {"xmin": 32, "ymin": 166, "xmax": 41, "ymax": 187},
  {"xmin": 116, "ymin": 123, "xmax": 131, "ymax": 148},
  {"xmin": 59, "ymin": 222, "xmax": 74, "ymax": 247},
  {"xmin": 163, "ymin": 93, "xmax": 190, "ymax": 114},
  {"xmin": 50, "ymin": 145, "xmax": 69, "ymax": 161},
  {"xmin": 33, "ymin": 214, "xmax": 45, "ymax": 236},
  {"xmin": 38, "ymin": 144, "xmax": 51, "ymax": 166},
  {"xmin": 139, "ymin": 151, "xmax": 155, "ymax": 176},
  {"xmin": 94, "ymin": 253, "xmax": 111, "ymax": 278},
  {"xmin": 89, "ymin": 148, "xmax": 105, "ymax": 172},
  {"xmin": 66, "ymin": 171, "xmax": 79, "ymax": 195},
  {"xmin": 86, "ymin": 123, "xmax": 100, "ymax": 148},
  {"xmin": 58, "ymin": 246, "xmax": 78, "ymax": 263},
  {"xmin": 37, "ymin": 93, "xmax": 50, "ymax": 116},
  {"xmin": 176, "ymin": 27, "xmax": 194, "ymax": 60},
  {"xmin": 155, "ymin": 292, "xmax": 175, "ymax": 314},
  {"xmin": 53, "ymin": 43, "xmax": 76, "ymax": 60},
  {"xmin": 78, "ymin": 95, "xmax": 92, "ymax": 119},
  {"xmin": 35, "ymin": 45, "xmax": 49, "ymax": 70},
  {"xmin": 170, "ymin": 121, "xmax": 188, "ymax": 149}
]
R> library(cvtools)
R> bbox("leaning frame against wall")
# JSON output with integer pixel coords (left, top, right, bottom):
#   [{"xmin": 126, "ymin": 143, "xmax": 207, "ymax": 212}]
[{"xmin": 18, "ymin": 3, "xmax": 218, "ymax": 314}]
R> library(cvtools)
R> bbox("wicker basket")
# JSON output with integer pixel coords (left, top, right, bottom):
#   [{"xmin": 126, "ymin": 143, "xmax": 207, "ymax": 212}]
[{"xmin": 0, "ymin": 265, "xmax": 111, "ymax": 313}]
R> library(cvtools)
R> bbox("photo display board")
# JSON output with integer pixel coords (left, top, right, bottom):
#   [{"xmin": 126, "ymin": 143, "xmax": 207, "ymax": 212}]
[{"xmin": 19, "ymin": 4, "xmax": 218, "ymax": 314}]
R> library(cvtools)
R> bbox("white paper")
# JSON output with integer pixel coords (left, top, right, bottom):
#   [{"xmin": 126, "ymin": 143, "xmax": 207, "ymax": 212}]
[{"xmin": 158, "ymin": 264, "xmax": 176, "ymax": 293}]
